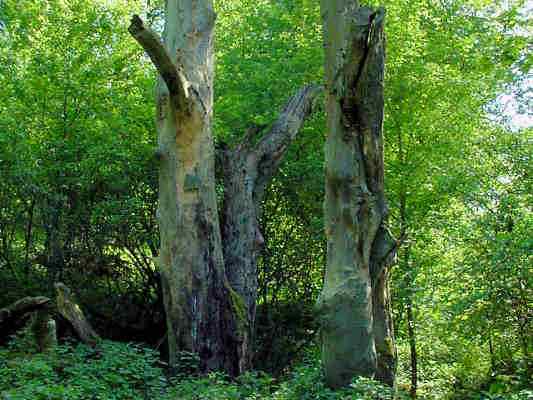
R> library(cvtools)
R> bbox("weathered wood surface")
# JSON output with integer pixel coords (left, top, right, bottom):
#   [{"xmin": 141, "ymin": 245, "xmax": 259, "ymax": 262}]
[
  {"xmin": 221, "ymin": 84, "xmax": 321, "ymax": 371},
  {"xmin": 0, "ymin": 296, "xmax": 51, "ymax": 325},
  {"xmin": 55, "ymin": 282, "xmax": 100, "ymax": 346},
  {"xmin": 0, "ymin": 296, "xmax": 51, "ymax": 344},
  {"xmin": 129, "ymin": 1, "xmax": 321, "ymax": 374},
  {"xmin": 1, "ymin": 284, "xmax": 99, "ymax": 349},
  {"xmin": 129, "ymin": 2, "xmax": 239, "ymax": 373},
  {"xmin": 318, "ymin": 0, "xmax": 397, "ymax": 388}
]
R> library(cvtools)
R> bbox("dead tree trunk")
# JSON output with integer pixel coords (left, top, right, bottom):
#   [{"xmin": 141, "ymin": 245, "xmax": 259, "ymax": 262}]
[
  {"xmin": 317, "ymin": 1, "xmax": 396, "ymax": 388},
  {"xmin": 0, "ymin": 284, "xmax": 98, "ymax": 350},
  {"xmin": 221, "ymin": 85, "xmax": 321, "ymax": 370},
  {"xmin": 129, "ymin": 1, "xmax": 321, "ymax": 374},
  {"xmin": 129, "ymin": 2, "xmax": 241, "ymax": 373},
  {"xmin": 55, "ymin": 283, "xmax": 99, "ymax": 347}
]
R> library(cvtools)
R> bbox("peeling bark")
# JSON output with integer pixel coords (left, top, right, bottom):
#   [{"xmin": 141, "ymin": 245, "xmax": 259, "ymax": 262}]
[
  {"xmin": 318, "ymin": 1, "xmax": 395, "ymax": 388},
  {"xmin": 221, "ymin": 85, "xmax": 321, "ymax": 370}
]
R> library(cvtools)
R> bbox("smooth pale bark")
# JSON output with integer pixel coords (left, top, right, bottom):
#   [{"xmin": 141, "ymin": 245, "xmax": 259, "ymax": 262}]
[
  {"xmin": 130, "ymin": 1, "xmax": 242, "ymax": 374},
  {"xmin": 318, "ymin": 0, "xmax": 396, "ymax": 388},
  {"xmin": 130, "ymin": 1, "xmax": 321, "ymax": 374},
  {"xmin": 221, "ymin": 85, "xmax": 321, "ymax": 370}
]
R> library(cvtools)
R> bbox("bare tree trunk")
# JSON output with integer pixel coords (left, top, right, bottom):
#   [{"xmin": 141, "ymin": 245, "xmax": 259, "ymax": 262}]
[
  {"xmin": 318, "ymin": 1, "xmax": 395, "ymax": 388},
  {"xmin": 221, "ymin": 85, "xmax": 321, "ymax": 370},
  {"xmin": 130, "ymin": 1, "xmax": 321, "ymax": 374},
  {"xmin": 129, "ymin": 1, "xmax": 243, "ymax": 373},
  {"xmin": 55, "ymin": 283, "xmax": 100, "ymax": 346}
]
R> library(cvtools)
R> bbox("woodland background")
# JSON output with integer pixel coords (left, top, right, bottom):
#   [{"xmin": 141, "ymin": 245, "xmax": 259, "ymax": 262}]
[{"xmin": 0, "ymin": 0, "xmax": 531, "ymax": 399}]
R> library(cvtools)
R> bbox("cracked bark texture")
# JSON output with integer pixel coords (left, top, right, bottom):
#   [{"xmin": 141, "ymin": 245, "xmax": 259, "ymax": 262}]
[
  {"xmin": 221, "ymin": 85, "xmax": 321, "ymax": 371},
  {"xmin": 317, "ymin": 0, "xmax": 396, "ymax": 388}
]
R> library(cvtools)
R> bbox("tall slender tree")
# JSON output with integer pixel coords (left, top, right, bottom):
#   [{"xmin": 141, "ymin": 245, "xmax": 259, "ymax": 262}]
[{"xmin": 317, "ymin": 0, "xmax": 397, "ymax": 388}]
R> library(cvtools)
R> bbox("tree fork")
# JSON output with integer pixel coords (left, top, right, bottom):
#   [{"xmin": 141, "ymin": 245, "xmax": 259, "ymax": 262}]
[
  {"xmin": 130, "ymin": 3, "xmax": 322, "ymax": 375},
  {"xmin": 221, "ymin": 84, "xmax": 321, "ymax": 370}
]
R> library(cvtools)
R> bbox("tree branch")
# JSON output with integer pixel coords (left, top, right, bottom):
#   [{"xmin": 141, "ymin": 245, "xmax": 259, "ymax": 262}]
[
  {"xmin": 235, "ymin": 124, "xmax": 268, "ymax": 154},
  {"xmin": 128, "ymin": 15, "xmax": 189, "ymax": 103},
  {"xmin": 252, "ymin": 84, "xmax": 322, "ymax": 196}
]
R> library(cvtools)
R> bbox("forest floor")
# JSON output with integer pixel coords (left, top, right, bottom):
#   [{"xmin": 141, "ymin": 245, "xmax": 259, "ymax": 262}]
[{"xmin": 0, "ymin": 332, "xmax": 530, "ymax": 400}]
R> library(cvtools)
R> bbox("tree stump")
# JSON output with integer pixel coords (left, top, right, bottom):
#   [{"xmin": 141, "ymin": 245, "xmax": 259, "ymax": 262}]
[{"xmin": 54, "ymin": 282, "xmax": 99, "ymax": 346}]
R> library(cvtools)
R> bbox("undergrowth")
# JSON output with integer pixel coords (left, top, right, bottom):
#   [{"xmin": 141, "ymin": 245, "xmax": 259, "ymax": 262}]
[{"xmin": 0, "ymin": 331, "xmax": 530, "ymax": 400}]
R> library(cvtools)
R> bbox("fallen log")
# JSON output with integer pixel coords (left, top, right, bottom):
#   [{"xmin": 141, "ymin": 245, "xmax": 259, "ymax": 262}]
[
  {"xmin": 0, "ymin": 296, "xmax": 51, "ymax": 345},
  {"xmin": 0, "ymin": 284, "xmax": 100, "ymax": 348},
  {"xmin": 0, "ymin": 296, "xmax": 51, "ymax": 325}
]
